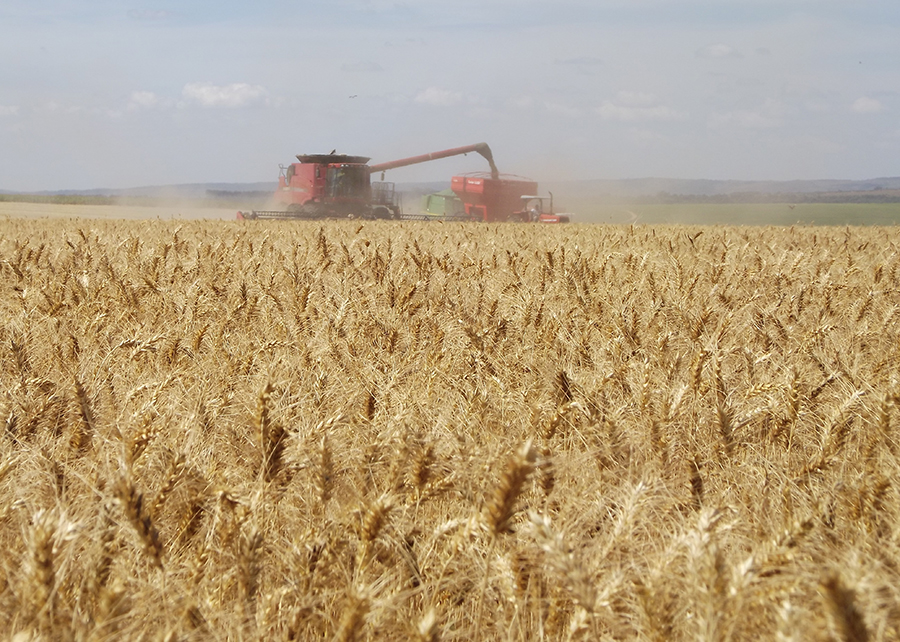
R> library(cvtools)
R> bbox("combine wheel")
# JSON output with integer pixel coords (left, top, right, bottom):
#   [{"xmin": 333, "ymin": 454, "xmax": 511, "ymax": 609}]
[{"xmin": 371, "ymin": 206, "xmax": 393, "ymax": 220}]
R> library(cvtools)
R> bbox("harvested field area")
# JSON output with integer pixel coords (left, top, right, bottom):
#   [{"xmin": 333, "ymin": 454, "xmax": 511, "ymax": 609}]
[{"xmin": 1, "ymin": 218, "xmax": 900, "ymax": 640}]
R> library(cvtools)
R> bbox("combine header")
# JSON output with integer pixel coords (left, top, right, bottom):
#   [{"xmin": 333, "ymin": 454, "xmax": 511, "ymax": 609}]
[{"xmin": 237, "ymin": 143, "xmax": 569, "ymax": 222}]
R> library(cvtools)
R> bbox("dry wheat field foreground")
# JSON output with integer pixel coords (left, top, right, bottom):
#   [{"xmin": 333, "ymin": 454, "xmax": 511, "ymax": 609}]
[{"xmin": 1, "ymin": 218, "xmax": 900, "ymax": 641}]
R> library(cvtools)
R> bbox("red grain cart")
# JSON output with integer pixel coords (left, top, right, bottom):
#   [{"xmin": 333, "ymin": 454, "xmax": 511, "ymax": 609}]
[{"xmin": 450, "ymin": 174, "xmax": 539, "ymax": 222}]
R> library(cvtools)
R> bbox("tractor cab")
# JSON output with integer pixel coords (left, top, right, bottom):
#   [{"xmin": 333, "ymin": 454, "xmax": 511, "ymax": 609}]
[{"xmin": 515, "ymin": 193, "xmax": 571, "ymax": 223}]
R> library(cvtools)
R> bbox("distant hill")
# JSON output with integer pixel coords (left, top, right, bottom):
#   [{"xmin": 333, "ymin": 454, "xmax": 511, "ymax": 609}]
[
  {"xmin": 2, "ymin": 182, "xmax": 278, "ymax": 199},
  {"xmin": 542, "ymin": 177, "xmax": 900, "ymax": 199}
]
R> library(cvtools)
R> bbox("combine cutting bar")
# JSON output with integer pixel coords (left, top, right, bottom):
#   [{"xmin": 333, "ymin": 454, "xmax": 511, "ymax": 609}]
[
  {"xmin": 237, "ymin": 210, "xmax": 329, "ymax": 220},
  {"xmin": 239, "ymin": 210, "xmax": 481, "ymax": 222},
  {"xmin": 399, "ymin": 213, "xmax": 475, "ymax": 222}
]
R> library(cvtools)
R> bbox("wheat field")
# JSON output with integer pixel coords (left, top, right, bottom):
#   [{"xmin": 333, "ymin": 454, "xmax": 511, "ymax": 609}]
[{"xmin": 1, "ymin": 218, "xmax": 899, "ymax": 641}]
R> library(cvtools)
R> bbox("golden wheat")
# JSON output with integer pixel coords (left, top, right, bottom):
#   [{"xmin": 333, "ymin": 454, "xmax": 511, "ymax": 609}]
[{"xmin": 0, "ymin": 218, "xmax": 899, "ymax": 639}]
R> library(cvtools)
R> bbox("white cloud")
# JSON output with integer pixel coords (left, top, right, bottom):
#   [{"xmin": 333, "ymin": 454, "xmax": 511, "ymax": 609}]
[
  {"xmin": 544, "ymin": 102, "xmax": 582, "ymax": 118},
  {"xmin": 554, "ymin": 56, "xmax": 603, "ymax": 67},
  {"xmin": 466, "ymin": 106, "xmax": 497, "ymax": 119},
  {"xmin": 851, "ymin": 96, "xmax": 885, "ymax": 114},
  {"xmin": 414, "ymin": 87, "xmax": 464, "ymax": 106},
  {"xmin": 128, "ymin": 9, "xmax": 172, "ymax": 20},
  {"xmin": 343, "ymin": 0, "xmax": 412, "ymax": 12},
  {"xmin": 182, "ymin": 82, "xmax": 269, "ymax": 108},
  {"xmin": 127, "ymin": 90, "xmax": 172, "ymax": 111},
  {"xmin": 696, "ymin": 43, "xmax": 742, "ymax": 59},
  {"xmin": 596, "ymin": 92, "xmax": 685, "ymax": 122},
  {"xmin": 0, "ymin": 105, "xmax": 19, "ymax": 117},
  {"xmin": 630, "ymin": 128, "xmax": 668, "ymax": 144},
  {"xmin": 598, "ymin": 103, "xmax": 683, "ymax": 121},
  {"xmin": 42, "ymin": 102, "xmax": 82, "ymax": 115},
  {"xmin": 614, "ymin": 91, "xmax": 658, "ymax": 107},
  {"xmin": 803, "ymin": 135, "xmax": 842, "ymax": 154},
  {"xmin": 341, "ymin": 61, "xmax": 383, "ymax": 72},
  {"xmin": 804, "ymin": 100, "xmax": 832, "ymax": 114},
  {"xmin": 709, "ymin": 98, "xmax": 785, "ymax": 129}
]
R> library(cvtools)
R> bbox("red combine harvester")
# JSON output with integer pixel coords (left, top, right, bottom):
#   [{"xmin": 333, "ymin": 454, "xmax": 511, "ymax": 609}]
[{"xmin": 236, "ymin": 142, "xmax": 569, "ymax": 222}]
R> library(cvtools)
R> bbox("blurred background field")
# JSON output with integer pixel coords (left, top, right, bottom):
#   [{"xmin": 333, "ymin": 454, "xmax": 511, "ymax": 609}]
[{"xmin": 4, "ymin": 174, "xmax": 900, "ymax": 226}]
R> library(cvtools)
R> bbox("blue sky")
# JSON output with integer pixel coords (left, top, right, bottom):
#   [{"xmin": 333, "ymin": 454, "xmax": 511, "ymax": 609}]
[{"xmin": 0, "ymin": 0, "xmax": 898, "ymax": 191}]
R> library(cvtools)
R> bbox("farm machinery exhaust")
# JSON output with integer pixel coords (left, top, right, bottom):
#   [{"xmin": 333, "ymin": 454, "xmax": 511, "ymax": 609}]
[{"xmin": 236, "ymin": 143, "xmax": 570, "ymax": 223}]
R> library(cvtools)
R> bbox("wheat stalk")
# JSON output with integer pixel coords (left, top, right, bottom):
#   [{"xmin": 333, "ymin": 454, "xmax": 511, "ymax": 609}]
[
  {"xmin": 484, "ymin": 440, "xmax": 537, "ymax": 536},
  {"xmin": 114, "ymin": 468, "xmax": 164, "ymax": 568}
]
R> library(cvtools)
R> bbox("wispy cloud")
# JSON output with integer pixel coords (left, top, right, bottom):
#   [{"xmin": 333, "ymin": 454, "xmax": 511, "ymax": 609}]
[
  {"xmin": 851, "ymin": 96, "xmax": 885, "ymax": 114},
  {"xmin": 127, "ymin": 91, "xmax": 172, "ymax": 111},
  {"xmin": 43, "ymin": 101, "xmax": 83, "ymax": 115},
  {"xmin": 341, "ymin": 61, "xmax": 383, "ymax": 72},
  {"xmin": 696, "ymin": 43, "xmax": 741, "ymax": 59},
  {"xmin": 414, "ymin": 87, "xmax": 464, "ymax": 106},
  {"xmin": 544, "ymin": 102, "xmax": 582, "ymax": 118},
  {"xmin": 182, "ymin": 83, "xmax": 269, "ymax": 108},
  {"xmin": 598, "ymin": 103, "xmax": 684, "ymax": 121},
  {"xmin": 614, "ymin": 91, "xmax": 658, "ymax": 107},
  {"xmin": 127, "ymin": 9, "xmax": 173, "ymax": 21},
  {"xmin": 2, "ymin": 0, "xmax": 897, "ymax": 189},
  {"xmin": 597, "ymin": 91, "xmax": 685, "ymax": 122},
  {"xmin": 384, "ymin": 38, "xmax": 426, "ymax": 47},
  {"xmin": 553, "ymin": 56, "xmax": 603, "ymax": 76},
  {"xmin": 802, "ymin": 135, "xmax": 842, "ymax": 154},
  {"xmin": 511, "ymin": 96, "xmax": 534, "ymax": 109},
  {"xmin": 709, "ymin": 98, "xmax": 785, "ymax": 129},
  {"xmin": 554, "ymin": 56, "xmax": 603, "ymax": 66},
  {"xmin": 630, "ymin": 128, "xmax": 669, "ymax": 144}
]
